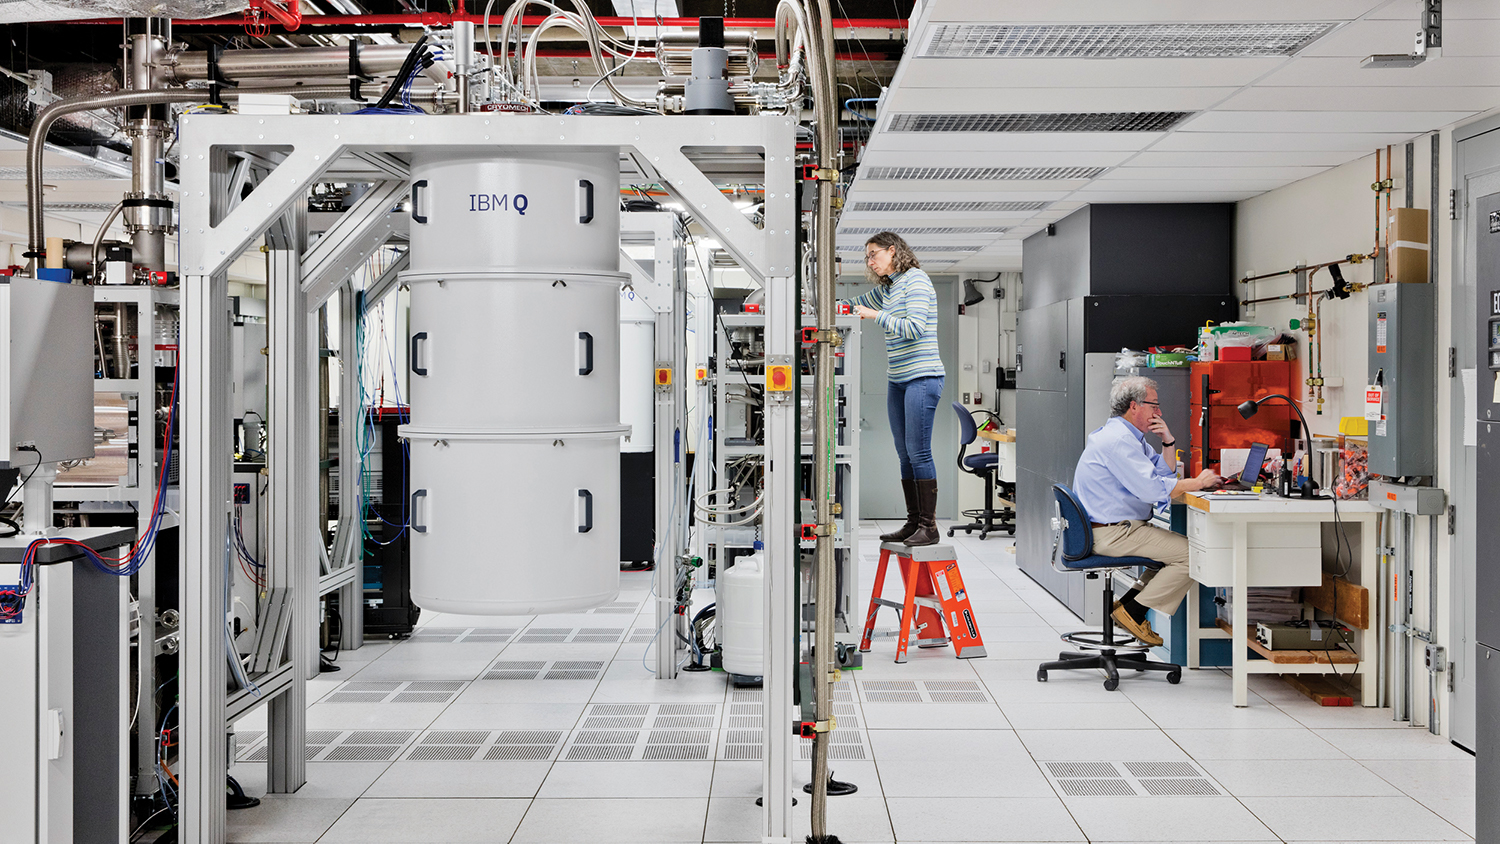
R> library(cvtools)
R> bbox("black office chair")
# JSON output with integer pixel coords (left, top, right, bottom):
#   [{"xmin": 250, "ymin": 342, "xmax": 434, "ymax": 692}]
[
  {"xmin": 948, "ymin": 402, "xmax": 1015, "ymax": 539},
  {"xmin": 1037, "ymin": 484, "xmax": 1181, "ymax": 691}
]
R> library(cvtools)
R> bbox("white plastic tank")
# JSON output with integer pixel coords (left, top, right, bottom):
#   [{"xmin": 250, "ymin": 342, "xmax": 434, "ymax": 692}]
[
  {"xmin": 718, "ymin": 542, "xmax": 765, "ymax": 677},
  {"xmin": 401, "ymin": 149, "xmax": 629, "ymax": 614}
]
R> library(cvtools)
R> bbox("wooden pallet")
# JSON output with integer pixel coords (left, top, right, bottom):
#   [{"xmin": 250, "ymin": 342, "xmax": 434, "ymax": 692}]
[
  {"xmin": 1284, "ymin": 674, "xmax": 1356, "ymax": 706},
  {"xmin": 1216, "ymin": 619, "xmax": 1361, "ymax": 665}
]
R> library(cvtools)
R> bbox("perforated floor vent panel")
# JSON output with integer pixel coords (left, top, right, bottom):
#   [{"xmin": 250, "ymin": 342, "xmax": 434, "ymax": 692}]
[
  {"xmin": 561, "ymin": 704, "xmax": 721, "ymax": 760},
  {"xmin": 482, "ymin": 659, "xmax": 606, "ymax": 681},
  {"xmin": 920, "ymin": 22, "xmax": 1338, "ymax": 59},
  {"xmin": 323, "ymin": 681, "xmax": 465, "ymax": 705},
  {"xmin": 858, "ymin": 679, "xmax": 992, "ymax": 704},
  {"xmin": 887, "ymin": 112, "xmax": 1192, "ymax": 134},
  {"xmin": 1042, "ymin": 760, "xmax": 1221, "ymax": 797},
  {"xmin": 398, "ymin": 729, "xmax": 564, "ymax": 761},
  {"xmin": 410, "ymin": 627, "xmax": 518, "ymax": 643}
]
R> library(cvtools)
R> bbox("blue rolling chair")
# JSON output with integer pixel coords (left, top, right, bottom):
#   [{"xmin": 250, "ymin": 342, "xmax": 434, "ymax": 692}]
[
  {"xmin": 948, "ymin": 402, "xmax": 1015, "ymax": 540},
  {"xmin": 1037, "ymin": 484, "xmax": 1181, "ymax": 691}
]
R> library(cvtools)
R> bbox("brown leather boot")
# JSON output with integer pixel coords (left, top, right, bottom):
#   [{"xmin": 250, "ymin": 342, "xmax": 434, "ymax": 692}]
[
  {"xmin": 903, "ymin": 479, "xmax": 940, "ymax": 546},
  {"xmin": 879, "ymin": 479, "xmax": 920, "ymax": 542}
]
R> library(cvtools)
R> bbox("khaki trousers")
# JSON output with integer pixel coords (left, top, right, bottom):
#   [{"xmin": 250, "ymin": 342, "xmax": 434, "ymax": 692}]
[{"xmin": 1090, "ymin": 520, "xmax": 1191, "ymax": 615}]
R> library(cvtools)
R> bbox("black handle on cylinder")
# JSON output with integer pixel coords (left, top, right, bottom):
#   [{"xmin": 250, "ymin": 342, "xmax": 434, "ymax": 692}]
[
  {"xmin": 411, "ymin": 331, "xmax": 428, "ymax": 376},
  {"xmin": 412, "ymin": 489, "xmax": 428, "ymax": 533},
  {"xmin": 578, "ymin": 179, "xmax": 594, "ymax": 224},
  {"xmin": 1058, "ymin": 351, "xmax": 1066, "ymax": 370},
  {"xmin": 578, "ymin": 489, "xmax": 593, "ymax": 533},
  {"xmin": 579, "ymin": 331, "xmax": 594, "ymax": 376},
  {"xmin": 411, "ymin": 179, "xmax": 428, "ymax": 224}
]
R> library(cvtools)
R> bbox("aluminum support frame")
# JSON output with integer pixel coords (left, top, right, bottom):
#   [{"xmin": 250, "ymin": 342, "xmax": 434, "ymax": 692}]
[{"xmin": 178, "ymin": 113, "xmax": 797, "ymax": 844}]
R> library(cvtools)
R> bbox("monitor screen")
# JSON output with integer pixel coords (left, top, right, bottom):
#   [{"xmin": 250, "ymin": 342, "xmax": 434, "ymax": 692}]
[{"xmin": 1240, "ymin": 442, "xmax": 1270, "ymax": 485}]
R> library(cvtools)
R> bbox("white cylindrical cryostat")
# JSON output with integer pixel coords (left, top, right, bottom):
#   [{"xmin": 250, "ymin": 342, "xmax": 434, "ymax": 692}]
[{"xmin": 401, "ymin": 149, "xmax": 629, "ymax": 614}]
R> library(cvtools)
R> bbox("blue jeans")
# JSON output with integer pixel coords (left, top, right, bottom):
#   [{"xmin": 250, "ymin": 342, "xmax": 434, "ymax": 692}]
[{"xmin": 886, "ymin": 375, "xmax": 944, "ymax": 480}]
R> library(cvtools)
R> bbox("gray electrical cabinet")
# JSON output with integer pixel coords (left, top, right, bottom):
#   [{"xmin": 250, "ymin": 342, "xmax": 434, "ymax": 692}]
[{"xmin": 1367, "ymin": 283, "xmax": 1437, "ymax": 478}]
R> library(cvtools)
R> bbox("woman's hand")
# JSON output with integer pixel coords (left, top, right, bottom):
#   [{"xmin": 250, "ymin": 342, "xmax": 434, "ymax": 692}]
[{"xmin": 853, "ymin": 304, "xmax": 880, "ymax": 320}]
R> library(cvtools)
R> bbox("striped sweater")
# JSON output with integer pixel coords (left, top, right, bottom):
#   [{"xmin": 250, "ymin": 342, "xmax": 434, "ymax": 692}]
[{"xmin": 844, "ymin": 268, "xmax": 945, "ymax": 383}]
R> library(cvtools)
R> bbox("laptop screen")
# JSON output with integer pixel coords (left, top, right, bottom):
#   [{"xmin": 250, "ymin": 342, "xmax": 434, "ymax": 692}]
[{"xmin": 1239, "ymin": 442, "xmax": 1270, "ymax": 485}]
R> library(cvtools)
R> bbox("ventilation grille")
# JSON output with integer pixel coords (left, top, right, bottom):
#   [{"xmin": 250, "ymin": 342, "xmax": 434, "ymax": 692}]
[
  {"xmin": 837, "ymin": 244, "xmax": 986, "ymax": 253},
  {"xmin": 921, "ymin": 22, "xmax": 1338, "ymax": 59},
  {"xmin": 409, "ymin": 627, "xmax": 517, "ymax": 643},
  {"xmin": 2, "ymin": 201, "xmax": 119, "ymax": 212},
  {"xmin": 0, "ymin": 165, "xmax": 130, "ymax": 181},
  {"xmin": 858, "ymin": 679, "xmax": 992, "ymax": 704},
  {"xmin": 849, "ymin": 200, "xmax": 1047, "ymax": 213},
  {"xmin": 838, "ymin": 226, "xmax": 1009, "ymax": 236},
  {"xmin": 483, "ymin": 659, "xmax": 606, "ymax": 681},
  {"xmin": 864, "ymin": 165, "xmax": 1106, "ymax": 181},
  {"xmin": 887, "ymin": 112, "xmax": 1191, "ymax": 133},
  {"xmin": 323, "ymin": 680, "xmax": 465, "ymax": 704},
  {"xmin": 1042, "ymin": 760, "xmax": 1221, "ymax": 797}
]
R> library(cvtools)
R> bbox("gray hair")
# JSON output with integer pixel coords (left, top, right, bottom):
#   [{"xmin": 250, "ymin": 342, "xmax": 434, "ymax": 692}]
[{"xmin": 1110, "ymin": 376, "xmax": 1158, "ymax": 417}]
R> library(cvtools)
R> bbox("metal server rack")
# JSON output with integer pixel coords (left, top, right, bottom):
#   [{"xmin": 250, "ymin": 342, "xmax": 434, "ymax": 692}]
[
  {"xmin": 52, "ymin": 283, "xmax": 180, "ymax": 811},
  {"xmin": 712, "ymin": 312, "xmax": 860, "ymax": 632}
]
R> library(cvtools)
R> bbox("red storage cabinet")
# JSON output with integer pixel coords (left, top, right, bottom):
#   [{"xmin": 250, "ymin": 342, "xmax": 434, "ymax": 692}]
[{"xmin": 1188, "ymin": 361, "xmax": 1296, "ymax": 476}]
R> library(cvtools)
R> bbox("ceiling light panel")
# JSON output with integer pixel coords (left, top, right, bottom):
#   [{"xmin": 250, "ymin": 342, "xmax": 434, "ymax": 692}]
[
  {"xmin": 864, "ymin": 165, "xmax": 1107, "ymax": 180},
  {"xmin": 920, "ymin": 22, "xmax": 1338, "ymax": 59},
  {"xmin": 887, "ymin": 112, "xmax": 1192, "ymax": 133},
  {"xmin": 837, "ymin": 226, "xmax": 1010, "ymax": 235},
  {"xmin": 849, "ymin": 200, "xmax": 1049, "ymax": 213}
]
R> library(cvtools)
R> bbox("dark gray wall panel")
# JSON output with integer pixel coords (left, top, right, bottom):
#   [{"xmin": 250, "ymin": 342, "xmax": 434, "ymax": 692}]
[
  {"xmin": 1020, "ymin": 205, "xmax": 1091, "ymax": 310},
  {"xmin": 1089, "ymin": 204, "xmax": 1235, "ymax": 297}
]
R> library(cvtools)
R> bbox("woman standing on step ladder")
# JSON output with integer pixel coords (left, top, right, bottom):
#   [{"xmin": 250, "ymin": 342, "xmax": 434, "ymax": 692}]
[{"xmin": 843, "ymin": 231, "xmax": 947, "ymax": 547}]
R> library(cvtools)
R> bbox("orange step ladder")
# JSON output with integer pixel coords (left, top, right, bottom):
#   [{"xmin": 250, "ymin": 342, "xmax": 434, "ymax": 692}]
[{"xmin": 859, "ymin": 542, "xmax": 986, "ymax": 663}]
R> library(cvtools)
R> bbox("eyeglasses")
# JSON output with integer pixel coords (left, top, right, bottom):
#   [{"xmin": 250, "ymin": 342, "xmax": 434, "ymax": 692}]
[
  {"xmin": 1139, "ymin": 400, "xmax": 1161, "ymax": 408},
  {"xmin": 865, "ymin": 247, "xmax": 891, "ymax": 263}
]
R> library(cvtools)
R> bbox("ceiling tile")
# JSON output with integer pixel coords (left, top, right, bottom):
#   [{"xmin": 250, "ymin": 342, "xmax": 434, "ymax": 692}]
[
  {"xmin": 869, "ymin": 132, "xmax": 1165, "ymax": 153},
  {"xmin": 1258, "ymin": 56, "xmax": 1500, "ymax": 87},
  {"xmin": 923, "ymin": 0, "xmax": 1385, "ymax": 24},
  {"xmin": 856, "ymin": 149, "xmax": 1136, "ymax": 168},
  {"xmin": 1076, "ymin": 179, "xmax": 1290, "ymax": 193},
  {"xmin": 1127, "ymin": 149, "xmax": 1370, "ymax": 167},
  {"xmin": 847, "ymin": 179, "xmax": 1090, "ymax": 194},
  {"xmin": 897, "ymin": 57, "xmax": 1286, "ymax": 89},
  {"xmin": 1065, "ymin": 189, "xmax": 1267, "ymax": 202},
  {"xmin": 1101, "ymin": 165, "xmax": 1333, "ymax": 181},
  {"xmin": 1216, "ymin": 85, "xmax": 1500, "ymax": 112},
  {"xmin": 883, "ymin": 86, "xmax": 1238, "ymax": 113},
  {"xmin": 1147, "ymin": 131, "xmax": 1422, "ymax": 151},
  {"xmin": 1178, "ymin": 110, "xmax": 1476, "ymax": 133},
  {"xmin": 1365, "ymin": 0, "xmax": 1500, "ymax": 19}
]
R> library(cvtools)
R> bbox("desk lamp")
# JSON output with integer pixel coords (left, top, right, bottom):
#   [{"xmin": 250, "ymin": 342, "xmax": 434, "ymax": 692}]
[{"xmin": 1236, "ymin": 394, "xmax": 1320, "ymax": 499}]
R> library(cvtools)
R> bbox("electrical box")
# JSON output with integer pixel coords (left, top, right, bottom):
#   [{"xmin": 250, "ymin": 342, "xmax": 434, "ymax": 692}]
[
  {"xmin": 1367, "ymin": 283, "xmax": 1436, "ymax": 478},
  {"xmin": 0, "ymin": 276, "xmax": 97, "ymax": 468}
]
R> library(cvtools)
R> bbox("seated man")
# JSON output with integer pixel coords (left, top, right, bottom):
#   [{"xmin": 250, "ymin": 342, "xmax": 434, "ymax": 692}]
[{"xmin": 1072, "ymin": 377, "xmax": 1221, "ymax": 646}]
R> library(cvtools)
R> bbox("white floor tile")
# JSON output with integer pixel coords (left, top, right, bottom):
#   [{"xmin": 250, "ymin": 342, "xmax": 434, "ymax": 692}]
[
  {"xmin": 1000, "ymin": 700, "xmax": 1155, "ymax": 731},
  {"xmin": 1197, "ymin": 758, "xmax": 1403, "ymax": 797},
  {"xmin": 1016, "ymin": 728, "xmax": 1191, "ymax": 762},
  {"xmin": 885, "ymin": 797, "xmax": 1085, "ymax": 842},
  {"xmin": 1240, "ymin": 795, "xmax": 1471, "ymax": 841},
  {"xmin": 538, "ymin": 760, "xmax": 715, "ymax": 798},
  {"xmin": 452, "ymin": 680, "xmax": 601, "ymax": 704},
  {"xmin": 1317, "ymin": 727, "xmax": 1476, "ymax": 761},
  {"xmin": 855, "ymin": 653, "xmax": 989, "ymax": 678},
  {"xmin": 1164, "ymin": 727, "xmax": 1347, "ymax": 760},
  {"xmin": 1131, "ymin": 697, "xmax": 1305, "ymax": 730},
  {"xmin": 878, "ymin": 755, "xmax": 1055, "ymax": 798},
  {"xmin": 1361, "ymin": 758, "xmax": 1477, "ymax": 837},
  {"xmin": 364, "ymin": 760, "xmax": 551, "ymax": 798},
  {"xmin": 1063, "ymin": 796, "xmax": 1278, "ymax": 841},
  {"xmin": 317, "ymin": 797, "xmax": 530, "ymax": 842},
  {"xmin": 224, "ymin": 796, "xmax": 354, "ymax": 843},
  {"xmin": 304, "ymin": 702, "xmax": 449, "ymax": 731},
  {"xmin": 514, "ymin": 797, "xmax": 709, "ymax": 843},
  {"xmin": 858, "ymin": 702, "xmax": 1011, "ymax": 730},
  {"xmin": 704, "ymin": 795, "xmax": 895, "ymax": 843},
  {"xmin": 228, "ymin": 761, "xmax": 388, "ymax": 799},
  {"xmin": 868, "ymin": 728, "xmax": 1030, "ymax": 761}
]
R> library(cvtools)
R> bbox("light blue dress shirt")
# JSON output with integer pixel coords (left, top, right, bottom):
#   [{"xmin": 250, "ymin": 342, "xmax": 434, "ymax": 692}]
[{"xmin": 1072, "ymin": 416, "xmax": 1178, "ymax": 523}]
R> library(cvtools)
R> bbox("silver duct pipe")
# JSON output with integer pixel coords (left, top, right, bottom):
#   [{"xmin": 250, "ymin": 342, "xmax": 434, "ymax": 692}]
[
  {"xmin": 167, "ymin": 44, "xmax": 414, "ymax": 84},
  {"xmin": 805, "ymin": 0, "xmax": 841, "ymax": 838}
]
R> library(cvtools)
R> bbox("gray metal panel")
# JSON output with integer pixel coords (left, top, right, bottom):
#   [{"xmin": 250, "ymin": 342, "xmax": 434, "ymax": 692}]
[
  {"xmin": 1476, "ymin": 644, "xmax": 1500, "ymax": 841},
  {"xmin": 1477, "ymin": 423, "xmax": 1500, "ymax": 649},
  {"xmin": 72, "ymin": 561, "xmax": 121, "ymax": 843},
  {"xmin": 1087, "ymin": 204, "xmax": 1235, "ymax": 298},
  {"xmin": 8, "ymin": 277, "xmax": 95, "ymax": 465},
  {"xmin": 1016, "ymin": 300, "xmax": 1068, "ymax": 393},
  {"xmin": 1367, "ymin": 283, "xmax": 1437, "ymax": 477},
  {"xmin": 1019, "ymin": 205, "xmax": 1091, "ymax": 310},
  {"xmin": 1015, "ymin": 466, "xmax": 1074, "ymax": 611}
]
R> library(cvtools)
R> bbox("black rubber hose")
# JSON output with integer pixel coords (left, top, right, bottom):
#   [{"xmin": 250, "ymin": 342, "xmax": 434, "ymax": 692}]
[{"xmin": 373, "ymin": 35, "xmax": 429, "ymax": 110}]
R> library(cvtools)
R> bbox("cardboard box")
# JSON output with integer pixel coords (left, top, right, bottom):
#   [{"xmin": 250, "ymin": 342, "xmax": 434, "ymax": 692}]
[
  {"xmin": 1265, "ymin": 343, "xmax": 1297, "ymax": 362},
  {"xmin": 1219, "ymin": 345, "xmax": 1252, "ymax": 362},
  {"xmin": 1388, "ymin": 207, "xmax": 1430, "ymax": 284}
]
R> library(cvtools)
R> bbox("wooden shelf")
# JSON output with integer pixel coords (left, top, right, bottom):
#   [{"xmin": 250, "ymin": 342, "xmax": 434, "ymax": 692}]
[{"xmin": 1216, "ymin": 619, "xmax": 1360, "ymax": 665}]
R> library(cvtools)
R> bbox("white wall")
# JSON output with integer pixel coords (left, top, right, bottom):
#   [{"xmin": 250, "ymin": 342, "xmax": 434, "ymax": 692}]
[
  {"xmin": 953, "ymin": 271, "xmax": 1019, "ymax": 514},
  {"xmin": 1235, "ymin": 133, "xmax": 1461, "ymax": 736}
]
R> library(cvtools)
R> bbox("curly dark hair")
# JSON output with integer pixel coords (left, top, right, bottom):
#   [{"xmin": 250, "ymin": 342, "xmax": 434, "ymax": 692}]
[{"xmin": 864, "ymin": 231, "xmax": 920, "ymax": 283}]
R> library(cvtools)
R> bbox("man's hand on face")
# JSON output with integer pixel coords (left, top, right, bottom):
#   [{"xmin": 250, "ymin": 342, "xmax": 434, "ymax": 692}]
[
  {"xmin": 1147, "ymin": 414, "xmax": 1174, "ymax": 445},
  {"xmin": 1195, "ymin": 469, "xmax": 1223, "ymax": 491}
]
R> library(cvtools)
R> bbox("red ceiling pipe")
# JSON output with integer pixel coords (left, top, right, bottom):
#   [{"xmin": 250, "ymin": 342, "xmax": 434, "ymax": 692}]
[{"xmin": 66, "ymin": 14, "xmax": 907, "ymax": 29}]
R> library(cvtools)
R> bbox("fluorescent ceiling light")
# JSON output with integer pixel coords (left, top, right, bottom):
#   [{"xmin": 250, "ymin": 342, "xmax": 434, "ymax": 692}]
[
  {"xmin": 838, "ymin": 226, "xmax": 1009, "ymax": 235},
  {"xmin": 887, "ymin": 112, "xmax": 1191, "ymax": 133},
  {"xmin": 836, "ymin": 244, "xmax": 987, "ymax": 253},
  {"xmin": 921, "ymin": 22, "xmax": 1338, "ymax": 59}
]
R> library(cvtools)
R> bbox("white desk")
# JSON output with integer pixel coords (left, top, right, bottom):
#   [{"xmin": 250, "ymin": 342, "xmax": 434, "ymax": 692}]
[{"xmin": 1181, "ymin": 492, "xmax": 1379, "ymax": 707}]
